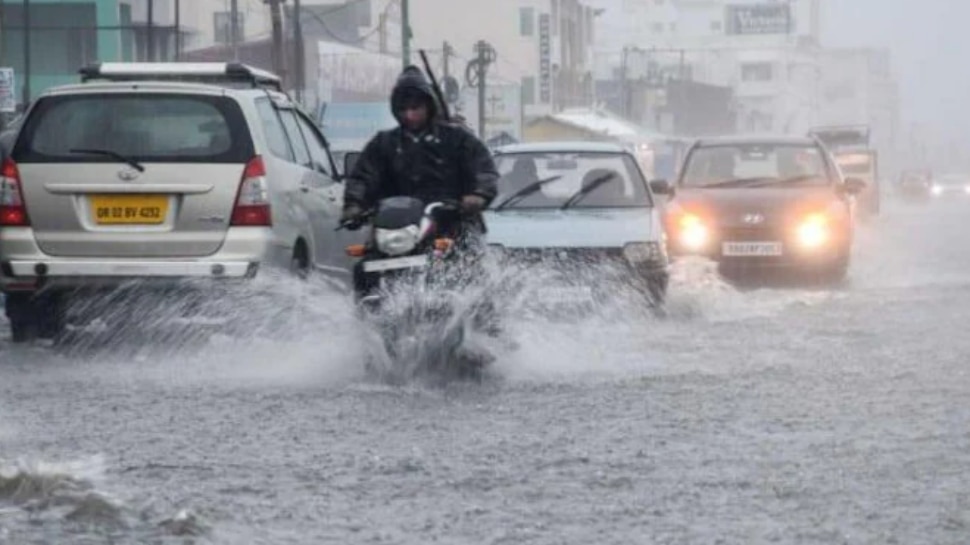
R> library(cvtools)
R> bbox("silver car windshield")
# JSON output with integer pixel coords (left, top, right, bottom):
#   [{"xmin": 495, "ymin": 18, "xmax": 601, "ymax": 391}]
[
  {"xmin": 492, "ymin": 151, "xmax": 652, "ymax": 209},
  {"xmin": 682, "ymin": 144, "xmax": 830, "ymax": 188}
]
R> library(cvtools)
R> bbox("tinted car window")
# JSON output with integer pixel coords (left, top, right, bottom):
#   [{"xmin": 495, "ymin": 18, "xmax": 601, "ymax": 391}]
[
  {"xmin": 13, "ymin": 94, "xmax": 254, "ymax": 163},
  {"xmin": 682, "ymin": 144, "xmax": 830, "ymax": 187},
  {"xmin": 278, "ymin": 108, "xmax": 311, "ymax": 166},
  {"xmin": 295, "ymin": 114, "xmax": 333, "ymax": 177},
  {"xmin": 492, "ymin": 151, "xmax": 652, "ymax": 209},
  {"xmin": 255, "ymin": 98, "xmax": 295, "ymax": 162}
]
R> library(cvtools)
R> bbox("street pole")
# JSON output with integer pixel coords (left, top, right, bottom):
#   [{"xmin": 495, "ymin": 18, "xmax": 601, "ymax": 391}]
[
  {"xmin": 442, "ymin": 41, "xmax": 451, "ymax": 78},
  {"xmin": 269, "ymin": 0, "xmax": 285, "ymax": 85},
  {"xmin": 174, "ymin": 0, "xmax": 181, "ymax": 60},
  {"xmin": 230, "ymin": 0, "xmax": 239, "ymax": 61},
  {"xmin": 294, "ymin": 0, "xmax": 305, "ymax": 103},
  {"xmin": 22, "ymin": 0, "xmax": 29, "ymax": 105},
  {"xmin": 400, "ymin": 0, "xmax": 410, "ymax": 68},
  {"xmin": 147, "ymin": 0, "xmax": 155, "ymax": 61},
  {"xmin": 620, "ymin": 46, "xmax": 629, "ymax": 119}
]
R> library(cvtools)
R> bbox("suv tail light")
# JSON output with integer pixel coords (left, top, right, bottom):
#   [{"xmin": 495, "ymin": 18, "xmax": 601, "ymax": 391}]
[
  {"xmin": 231, "ymin": 156, "xmax": 272, "ymax": 226},
  {"xmin": 0, "ymin": 158, "xmax": 29, "ymax": 227}
]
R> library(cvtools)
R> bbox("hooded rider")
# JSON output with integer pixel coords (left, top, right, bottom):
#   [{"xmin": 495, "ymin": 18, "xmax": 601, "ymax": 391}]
[{"xmin": 340, "ymin": 65, "xmax": 499, "ymax": 239}]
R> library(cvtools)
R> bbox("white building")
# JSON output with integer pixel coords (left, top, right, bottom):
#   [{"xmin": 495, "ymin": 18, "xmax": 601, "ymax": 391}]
[
  {"xmin": 817, "ymin": 48, "xmax": 900, "ymax": 171},
  {"xmin": 407, "ymin": 0, "xmax": 598, "ymax": 118},
  {"xmin": 589, "ymin": 0, "xmax": 826, "ymax": 135}
]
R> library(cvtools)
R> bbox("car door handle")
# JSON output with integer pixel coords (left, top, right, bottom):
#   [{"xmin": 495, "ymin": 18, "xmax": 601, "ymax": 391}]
[{"xmin": 299, "ymin": 183, "xmax": 310, "ymax": 193}]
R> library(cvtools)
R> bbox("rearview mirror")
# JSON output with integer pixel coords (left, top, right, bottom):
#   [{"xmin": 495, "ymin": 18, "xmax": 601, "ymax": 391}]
[
  {"xmin": 844, "ymin": 177, "xmax": 867, "ymax": 195},
  {"xmin": 649, "ymin": 179, "xmax": 672, "ymax": 195},
  {"xmin": 343, "ymin": 151, "xmax": 362, "ymax": 178}
]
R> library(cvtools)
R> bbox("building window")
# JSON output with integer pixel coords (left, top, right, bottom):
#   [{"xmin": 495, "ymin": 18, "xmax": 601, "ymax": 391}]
[
  {"xmin": 519, "ymin": 7, "xmax": 535, "ymax": 37},
  {"xmin": 214, "ymin": 11, "xmax": 245, "ymax": 44},
  {"xmin": 521, "ymin": 76, "xmax": 536, "ymax": 105},
  {"xmin": 741, "ymin": 62, "xmax": 773, "ymax": 82}
]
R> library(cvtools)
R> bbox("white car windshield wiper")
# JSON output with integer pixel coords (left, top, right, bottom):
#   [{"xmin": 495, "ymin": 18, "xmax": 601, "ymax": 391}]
[
  {"xmin": 69, "ymin": 148, "xmax": 145, "ymax": 172},
  {"xmin": 493, "ymin": 175, "xmax": 563, "ymax": 211},
  {"xmin": 560, "ymin": 172, "xmax": 617, "ymax": 210}
]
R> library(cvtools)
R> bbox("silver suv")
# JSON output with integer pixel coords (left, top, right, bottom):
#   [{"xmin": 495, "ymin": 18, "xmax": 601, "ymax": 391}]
[{"xmin": 0, "ymin": 62, "xmax": 353, "ymax": 342}]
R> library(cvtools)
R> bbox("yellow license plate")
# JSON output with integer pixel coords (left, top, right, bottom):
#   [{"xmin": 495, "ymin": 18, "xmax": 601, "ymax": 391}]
[{"xmin": 91, "ymin": 194, "xmax": 169, "ymax": 225}]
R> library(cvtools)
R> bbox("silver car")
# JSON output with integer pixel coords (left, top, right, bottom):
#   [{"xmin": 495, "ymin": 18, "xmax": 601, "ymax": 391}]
[
  {"xmin": 0, "ymin": 62, "xmax": 353, "ymax": 341},
  {"xmin": 485, "ymin": 141, "xmax": 669, "ymax": 310}
]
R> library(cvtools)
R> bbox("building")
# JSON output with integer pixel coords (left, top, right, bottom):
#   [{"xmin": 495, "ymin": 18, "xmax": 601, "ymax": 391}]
[
  {"xmin": 589, "ymin": 0, "xmax": 827, "ymax": 136},
  {"xmin": 817, "ymin": 48, "xmax": 900, "ymax": 174},
  {"xmin": 0, "ymin": 0, "xmax": 179, "ymax": 105},
  {"xmin": 407, "ymin": 0, "xmax": 598, "ymax": 119}
]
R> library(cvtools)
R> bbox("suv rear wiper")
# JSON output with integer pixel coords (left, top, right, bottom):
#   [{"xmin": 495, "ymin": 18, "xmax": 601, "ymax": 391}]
[
  {"xmin": 560, "ymin": 172, "xmax": 617, "ymax": 210},
  {"xmin": 493, "ymin": 175, "xmax": 562, "ymax": 211},
  {"xmin": 69, "ymin": 148, "xmax": 145, "ymax": 172}
]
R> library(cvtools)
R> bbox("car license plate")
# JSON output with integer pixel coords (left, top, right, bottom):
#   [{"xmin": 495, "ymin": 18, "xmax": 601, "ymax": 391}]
[
  {"xmin": 537, "ymin": 286, "xmax": 594, "ymax": 304},
  {"xmin": 91, "ymin": 194, "xmax": 169, "ymax": 225},
  {"xmin": 722, "ymin": 241, "xmax": 783, "ymax": 257},
  {"xmin": 363, "ymin": 255, "xmax": 428, "ymax": 273}
]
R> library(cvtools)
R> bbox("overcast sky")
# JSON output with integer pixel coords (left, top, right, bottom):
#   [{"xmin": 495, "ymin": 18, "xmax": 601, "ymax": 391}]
[{"xmin": 823, "ymin": 0, "xmax": 967, "ymax": 144}]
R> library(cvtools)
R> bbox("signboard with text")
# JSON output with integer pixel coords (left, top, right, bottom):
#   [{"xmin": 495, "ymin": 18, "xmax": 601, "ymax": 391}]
[
  {"xmin": 726, "ymin": 4, "xmax": 791, "ymax": 35},
  {"xmin": 0, "ymin": 69, "xmax": 16, "ymax": 113},
  {"xmin": 538, "ymin": 13, "xmax": 551, "ymax": 103}
]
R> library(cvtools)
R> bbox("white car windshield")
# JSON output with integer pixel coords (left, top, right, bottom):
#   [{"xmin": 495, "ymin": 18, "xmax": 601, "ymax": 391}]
[
  {"xmin": 492, "ymin": 151, "xmax": 652, "ymax": 209},
  {"xmin": 682, "ymin": 143, "xmax": 830, "ymax": 188}
]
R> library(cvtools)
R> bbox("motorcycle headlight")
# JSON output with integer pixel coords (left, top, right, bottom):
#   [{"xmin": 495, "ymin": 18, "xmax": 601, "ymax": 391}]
[
  {"xmin": 375, "ymin": 225, "xmax": 420, "ymax": 256},
  {"xmin": 796, "ymin": 213, "xmax": 829, "ymax": 248},
  {"xmin": 623, "ymin": 242, "xmax": 664, "ymax": 264}
]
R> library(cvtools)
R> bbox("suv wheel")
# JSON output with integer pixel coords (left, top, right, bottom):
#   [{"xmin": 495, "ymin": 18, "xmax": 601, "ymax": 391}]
[{"xmin": 6, "ymin": 292, "xmax": 37, "ymax": 343}]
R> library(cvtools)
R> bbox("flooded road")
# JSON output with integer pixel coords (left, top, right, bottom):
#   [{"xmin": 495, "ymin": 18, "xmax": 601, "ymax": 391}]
[{"xmin": 2, "ymin": 198, "xmax": 970, "ymax": 544}]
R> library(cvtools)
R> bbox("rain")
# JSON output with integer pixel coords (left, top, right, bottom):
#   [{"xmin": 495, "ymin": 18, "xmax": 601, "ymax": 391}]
[{"xmin": 2, "ymin": 1, "xmax": 970, "ymax": 543}]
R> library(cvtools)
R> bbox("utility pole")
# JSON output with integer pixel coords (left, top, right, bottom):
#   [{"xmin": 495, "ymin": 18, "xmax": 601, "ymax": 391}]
[
  {"xmin": 230, "ymin": 0, "xmax": 239, "ymax": 61},
  {"xmin": 466, "ymin": 40, "xmax": 496, "ymax": 140},
  {"xmin": 293, "ymin": 0, "xmax": 305, "ymax": 103},
  {"xmin": 400, "ymin": 0, "xmax": 411, "ymax": 68},
  {"xmin": 174, "ymin": 0, "xmax": 181, "ymax": 60},
  {"xmin": 442, "ymin": 41, "xmax": 452, "ymax": 78},
  {"xmin": 147, "ymin": 0, "xmax": 155, "ymax": 61},
  {"xmin": 620, "ymin": 46, "xmax": 630, "ymax": 119},
  {"xmin": 269, "ymin": 0, "xmax": 285, "ymax": 85},
  {"xmin": 22, "ymin": 0, "xmax": 30, "ymax": 104}
]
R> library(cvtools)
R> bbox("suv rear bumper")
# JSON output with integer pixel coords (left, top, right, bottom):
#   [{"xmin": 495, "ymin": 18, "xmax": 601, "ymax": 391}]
[{"xmin": 0, "ymin": 227, "xmax": 277, "ymax": 291}]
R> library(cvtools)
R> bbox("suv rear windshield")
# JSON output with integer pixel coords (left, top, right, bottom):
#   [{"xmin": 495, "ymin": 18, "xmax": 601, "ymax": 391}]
[{"xmin": 12, "ymin": 93, "xmax": 254, "ymax": 163}]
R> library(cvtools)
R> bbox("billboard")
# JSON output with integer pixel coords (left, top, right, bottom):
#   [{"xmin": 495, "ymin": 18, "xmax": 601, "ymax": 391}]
[
  {"xmin": 726, "ymin": 4, "xmax": 792, "ymax": 35},
  {"xmin": 459, "ymin": 84, "xmax": 523, "ymax": 143}
]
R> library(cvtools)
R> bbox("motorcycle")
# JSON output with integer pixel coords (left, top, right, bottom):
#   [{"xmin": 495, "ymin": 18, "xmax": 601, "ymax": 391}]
[{"xmin": 340, "ymin": 196, "xmax": 493, "ymax": 383}]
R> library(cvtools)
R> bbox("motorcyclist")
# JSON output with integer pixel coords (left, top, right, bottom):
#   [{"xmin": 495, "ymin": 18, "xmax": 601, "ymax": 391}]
[
  {"xmin": 340, "ymin": 65, "xmax": 498, "ymax": 239},
  {"xmin": 340, "ymin": 65, "xmax": 503, "ymax": 336}
]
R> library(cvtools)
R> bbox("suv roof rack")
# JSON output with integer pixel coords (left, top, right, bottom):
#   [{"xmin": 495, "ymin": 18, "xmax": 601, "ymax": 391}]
[{"xmin": 78, "ymin": 62, "xmax": 283, "ymax": 92}]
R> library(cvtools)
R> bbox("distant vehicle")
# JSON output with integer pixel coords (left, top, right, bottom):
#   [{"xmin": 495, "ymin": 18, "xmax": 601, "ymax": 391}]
[
  {"xmin": 653, "ymin": 135, "xmax": 867, "ymax": 283},
  {"xmin": 808, "ymin": 125, "xmax": 880, "ymax": 217},
  {"xmin": 485, "ymin": 141, "xmax": 669, "ymax": 309},
  {"xmin": 929, "ymin": 173, "xmax": 970, "ymax": 198},
  {"xmin": 1, "ymin": 62, "xmax": 350, "ymax": 342},
  {"xmin": 896, "ymin": 169, "xmax": 934, "ymax": 202}
]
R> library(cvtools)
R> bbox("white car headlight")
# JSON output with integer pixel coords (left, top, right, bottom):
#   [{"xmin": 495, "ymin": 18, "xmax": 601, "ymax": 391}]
[
  {"xmin": 796, "ymin": 213, "xmax": 829, "ymax": 248},
  {"xmin": 375, "ymin": 226, "xmax": 420, "ymax": 256},
  {"xmin": 931, "ymin": 185, "xmax": 944, "ymax": 195},
  {"xmin": 623, "ymin": 242, "xmax": 664, "ymax": 264}
]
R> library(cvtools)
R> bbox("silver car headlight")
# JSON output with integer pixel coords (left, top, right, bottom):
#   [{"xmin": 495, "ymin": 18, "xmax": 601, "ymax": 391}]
[
  {"xmin": 623, "ymin": 242, "xmax": 665, "ymax": 264},
  {"xmin": 375, "ymin": 226, "xmax": 420, "ymax": 256}
]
